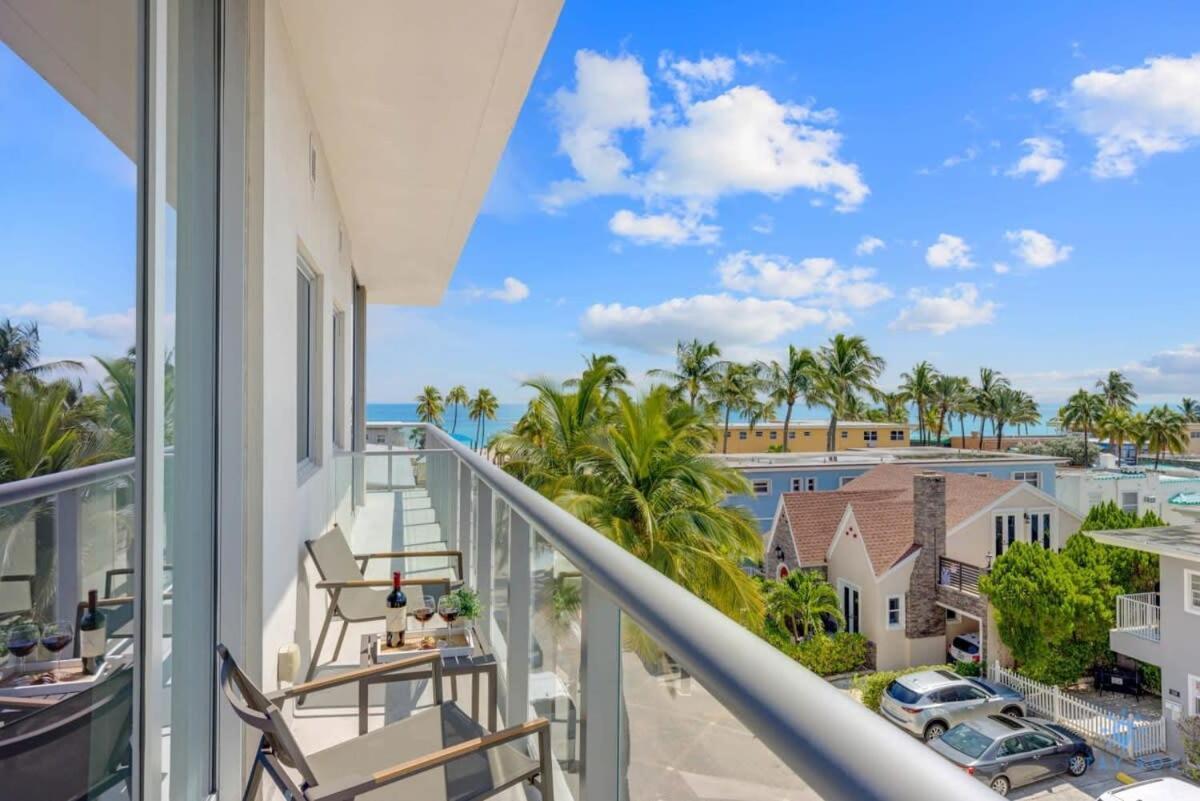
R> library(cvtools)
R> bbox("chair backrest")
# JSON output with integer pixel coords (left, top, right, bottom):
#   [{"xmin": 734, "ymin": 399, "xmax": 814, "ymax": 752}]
[
  {"xmin": 0, "ymin": 665, "xmax": 134, "ymax": 801},
  {"xmin": 215, "ymin": 644, "xmax": 318, "ymax": 787},
  {"xmin": 306, "ymin": 525, "xmax": 377, "ymax": 614}
]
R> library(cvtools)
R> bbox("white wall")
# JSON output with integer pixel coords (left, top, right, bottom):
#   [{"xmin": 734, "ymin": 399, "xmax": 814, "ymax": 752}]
[{"xmin": 252, "ymin": 0, "xmax": 358, "ymax": 693}]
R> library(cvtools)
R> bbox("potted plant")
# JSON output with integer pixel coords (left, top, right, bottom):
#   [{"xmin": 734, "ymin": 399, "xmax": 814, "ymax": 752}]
[{"xmin": 450, "ymin": 587, "xmax": 481, "ymax": 623}]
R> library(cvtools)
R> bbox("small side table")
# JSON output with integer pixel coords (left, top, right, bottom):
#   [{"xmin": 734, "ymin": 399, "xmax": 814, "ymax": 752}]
[{"xmin": 360, "ymin": 630, "xmax": 498, "ymax": 735}]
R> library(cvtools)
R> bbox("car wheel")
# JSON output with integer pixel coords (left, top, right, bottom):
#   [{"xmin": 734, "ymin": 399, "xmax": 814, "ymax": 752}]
[
  {"xmin": 923, "ymin": 722, "xmax": 947, "ymax": 741},
  {"xmin": 990, "ymin": 776, "xmax": 1010, "ymax": 797},
  {"xmin": 1068, "ymin": 753, "xmax": 1088, "ymax": 776},
  {"xmin": 1001, "ymin": 706, "xmax": 1023, "ymax": 717}
]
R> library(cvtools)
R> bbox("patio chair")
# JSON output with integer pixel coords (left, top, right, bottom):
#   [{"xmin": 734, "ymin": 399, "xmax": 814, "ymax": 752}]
[
  {"xmin": 0, "ymin": 665, "xmax": 134, "ymax": 801},
  {"xmin": 304, "ymin": 525, "xmax": 463, "ymax": 688},
  {"xmin": 217, "ymin": 644, "xmax": 553, "ymax": 801}
]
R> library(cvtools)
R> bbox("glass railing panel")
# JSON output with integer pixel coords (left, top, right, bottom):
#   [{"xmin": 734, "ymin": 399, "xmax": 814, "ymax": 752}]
[
  {"xmin": 619, "ymin": 612, "xmax": 818, "ymax": 801},
  {"xmin": 79, "ymin": 477, "xmax": 136, "ymax": 602},
  {"xmin": 0, "ymin": 499, "xmax": 39, "ymax": 621},
  {"xmin": 530, "ymin": 532, "xmax": 583, "ymax": 800},
  {"xmin": 490, "ymin": 497, "xmax": 511, "ymax": 678}
]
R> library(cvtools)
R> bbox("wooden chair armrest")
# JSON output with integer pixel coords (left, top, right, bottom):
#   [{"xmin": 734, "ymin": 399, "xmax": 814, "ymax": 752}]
[
  {"xmin": 270, "ymin": 651, "xmax": 441, "ymax": 701},
  {"xmin": 315, "ymin": 578, "xmax": 450, "ymax": 589},
  {"xmin": 354, "ymin": 550, "xmax": 463, "ymax": 578},
  {"xmin": 0, "ymin": 695, "xmax": 57, "ymax": 710},
  {"xmin": 308, "ymin": 718, "xmax": 550, "ymax": 801}
]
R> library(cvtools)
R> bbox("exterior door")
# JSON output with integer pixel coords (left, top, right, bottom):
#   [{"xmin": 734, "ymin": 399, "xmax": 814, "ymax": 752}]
[{"xmin": 841, "ymin": 583, "xmax": 861, "ymax": 633}]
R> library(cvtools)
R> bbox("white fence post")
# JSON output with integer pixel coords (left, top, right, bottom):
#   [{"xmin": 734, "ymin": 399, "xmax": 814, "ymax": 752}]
[
  {"xmin": 1126, "ymin": 713, "xmax": 1136, "ymax": 759},
  {"xmin": 1052, "ymin": 686, "xmax": 1061, "ymax": 722}
]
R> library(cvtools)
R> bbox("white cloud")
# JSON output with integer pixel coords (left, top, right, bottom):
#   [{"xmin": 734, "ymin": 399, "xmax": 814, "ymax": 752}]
[
  {"xmin": 543, "ymin": 50, "xmax": 869, "ymax": 219},
  {"xmin": 1008, "ymin": 137, "xmax": 1066, "ymax": 184},
  {"xmin": 737, "ymin": 50, "xmax": 782, "ymax": 68},
  {"xmin": 993, "ymin": 262, "xmax": 1011, "ymax": 275},
  {"xmin": 716, "ymin": 251, "xmax": 891, "ymax": 309},
  {"xmin": 1012, "ymin": 343, "xmax": 1200, "ymax": 400},
  {"xmin": 925, "ymin": 234, "xmax": 975, "ymax": 269},
  {"xmin": 464, "ymin": 278, "xmax": 530, "ymax": 303},
  {"xmin": 580, "ymin": 294, "xmax": 841, "ymax": 355},
  {"xmin": 891, "ymin": 284, "xmax": 997, "ymax": 335},
  {"xmin": 855, "ymin": 235, "xmax": 885, "ymax": 256},
  {"xmin": 751, "ymin": 214, "xmax": 774, "ymax": 234},
  {"xmin": 941, "ymin": 146, "xmax": 979, "ymax": 168},
  {"xmin": 1005, "ymin": 229, "xmax": 1072, "ymax": 267},
  {"xmin": 1029, "ymin": 87, "xmax": 1050, "ymax": 103},
  {"xmin": 1065, "ymin": 54, "xmax": 1200, "ymax": 178},
  {"xmin": 3, "ymin": 301, "xmax": 135, "ymax": 341},
  {"xmin": 608, "ymin": 209, "xmax": 719, "ymax": 246}
]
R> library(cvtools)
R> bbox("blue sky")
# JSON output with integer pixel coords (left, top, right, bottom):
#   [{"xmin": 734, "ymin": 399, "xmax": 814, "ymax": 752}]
[{"xmin": 5, "ymin": 4, "xmax": 1200, "ymax": 405}]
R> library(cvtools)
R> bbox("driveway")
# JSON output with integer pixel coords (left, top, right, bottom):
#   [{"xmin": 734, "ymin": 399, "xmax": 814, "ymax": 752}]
[{"xmin": 1011, "ymin": 754, "xmax": 1193, "ymax": 799}]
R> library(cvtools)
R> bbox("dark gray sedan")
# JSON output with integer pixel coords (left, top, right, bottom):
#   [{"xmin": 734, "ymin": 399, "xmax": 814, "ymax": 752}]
[{"xmin": 928, "ymin": 714, "xmax": 1094, "ymax": 797}]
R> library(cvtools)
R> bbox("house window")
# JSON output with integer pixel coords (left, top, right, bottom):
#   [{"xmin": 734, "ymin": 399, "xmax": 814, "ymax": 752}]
[
  {"xmin": 1186, "ymin": 570, "xmax": 1200, "ymax": 616},
  {"xmin": 1042, "ymin": 513, "xmax": 1051, "ymax": 549},
  {"xmin": 864, "ymin": 431, "xmax": 878, "ymax": 442},
  {"xmin": 994, "ymin": 514, "xmax": 1018, "ymax": 555},
  {"xmin": 1012, "ymin": 471, "xmax": 1041, "ymax": 488},
  {"xmin": 886, "ymin": 596, "xmax": 903, "ymax": 629},
  {"xmin": 789, "ymin": 431, "xmax": 796, "ymax": 439},
  {"xmin": 975, "ymin": 472, "xmax": 991, "ymax": 478},
  {"xmin": 752, "ymin": 479, "xmax": 771, "ymax": 496},
  {"xmin": 1120, "ymin": 491, "xmax": 1139, "ymax": 515},
  {"xmin": 840, "ymin": 430, "xmax": 848, "ymax": 438},
  {"xmin": 791, "ymin": 477, "xmax": 817, "ymax": 492},
  {"xmin": 803, "ymin": 430, "xmax": 811, "ymax": 437},
  {"xmin": 755, "ymin": 430, "xmax": 764, "ymax": 438},
  {"xmin": 296, "ymin": 258, "xmax": 319, "ymax": 466},
  {"xmin": 739, "ymin": 431, "xmax": 748, "ymax": 440},
  {"xmin": 838, "ymin": 476, "xmax": 855, "ymax": 488},
  {"xmin": 769, "ymin": 431, "xmax": 778, "ymax": 440},
  {"xmin": 1192, "ymin": 431, "xmax": 1200, "ymax": 439},
  {"xmin": 890, "ymin": 430, "xmax": 905, "ymax": 441},
  {"xmin": 945, "ymin": 608, "xmax": 958, "ymax": 622},
  {"xmin": 1030, "ymin": 513, "xmax": 1039, "ymax": 545}
]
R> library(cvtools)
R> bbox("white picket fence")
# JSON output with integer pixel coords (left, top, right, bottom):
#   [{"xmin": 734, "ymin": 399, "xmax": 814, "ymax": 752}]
[{"xmin": 989, "ymin": 662, "xmax": 1166, "ymax": 758}]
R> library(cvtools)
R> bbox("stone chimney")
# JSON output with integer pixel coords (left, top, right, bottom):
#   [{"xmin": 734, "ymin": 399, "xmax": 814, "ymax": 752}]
[{"xmin": 906, "ymin": 472, "xmax": 947, "ymax": 639}]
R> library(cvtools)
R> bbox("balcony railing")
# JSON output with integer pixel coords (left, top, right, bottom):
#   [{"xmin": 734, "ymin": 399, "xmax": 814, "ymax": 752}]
[
  {"xmin": 938, "ymin": 556, "xmax": 983, "ymax": 596},
  {"xmin": 1115, "ymin": 592, "xmax": 1161, "ymax": 642},
  {"xmin": 350, "ymin": 422, "xmax": 998, "ymax": 801}
]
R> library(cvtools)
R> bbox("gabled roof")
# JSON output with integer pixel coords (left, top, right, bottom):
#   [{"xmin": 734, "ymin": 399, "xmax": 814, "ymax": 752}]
[{"xmin": 778, "ymin": 464, "xmax": 1023, "ymax": 577}]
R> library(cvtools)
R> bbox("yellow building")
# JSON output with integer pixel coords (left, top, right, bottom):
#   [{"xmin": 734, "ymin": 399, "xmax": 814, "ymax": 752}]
[{"xmin": 719, "ymin": 421, "xmax": 912, "ymax": 453}]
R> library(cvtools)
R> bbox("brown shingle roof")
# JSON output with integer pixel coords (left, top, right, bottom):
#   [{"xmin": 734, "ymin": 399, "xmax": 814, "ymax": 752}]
[{"xmin": 778, "ymin": 464, "xmax": 1021, "ymax": 575}]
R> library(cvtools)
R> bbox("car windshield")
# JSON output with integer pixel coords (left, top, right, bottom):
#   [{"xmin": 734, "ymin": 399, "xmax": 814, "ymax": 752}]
[
  {"xmin": 886, "ymin": 680, "xmax": 922, "ymax": 705},
  {"xmin": 952, "ymin": 636, "xmax": 979, "ymax": 654},
  {"xmin": 940, "ymin": 725, "xmax": 993, "ymax": 759}
]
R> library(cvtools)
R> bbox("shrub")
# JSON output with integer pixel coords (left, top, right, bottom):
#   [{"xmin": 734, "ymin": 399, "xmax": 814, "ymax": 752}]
[
  {"xmin": 1010, "ymin": 437, "xmax": 1098, "ymax": 466},
  {"xmin": 952, "ymin": 659, "xmax": 983, "ymax": 677},
  {"xmin": 854, "ymin": 664, "xmax": 949, "ymax": 712},
  {"xmin": 1140, "ymin": 663, "xmax": 1162, "ymax": 695},
  {"xmin": 1180, "ymin": 715, "xmax": 1200, "ymax": 782},
  {"xmin": 793, "ymin": 633, "xmax": 869, "ymax": 677}
]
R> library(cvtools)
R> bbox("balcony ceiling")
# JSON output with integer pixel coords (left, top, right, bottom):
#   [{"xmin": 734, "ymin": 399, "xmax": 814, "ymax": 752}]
[{"xmin": 279, "ymin": 0, "xmax": 562, "ymax": 305}]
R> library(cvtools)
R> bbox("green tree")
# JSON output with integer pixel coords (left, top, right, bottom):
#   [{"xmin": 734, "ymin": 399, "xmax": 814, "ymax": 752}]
[
  {"xmin": 706, "ymin": 362, "xmax": 763, "ymax": 454},
  {"xmin": 809, "ymin": 334, "xmax": 885, "ymax": 451},
  {"xmin": 1056, "ymin": 389, "xmax": 1105, "ymax": 466},
  {"xmin": 1143, "ymin": 404, "xmax": 1188, "ymax": 469},
  {"xmin": 765, "ymin": 570, "xmax": 844, "ymax": 640},
  {"xmin": 765, "ymin": 345, "xmax": 816, "ymax": 452},
  {"xmin": 1095, "ymin": 370, "xmax": 1137, "ymax": 411},
  {"xmin": 1179, "ymin": 397, "xmax": 1200, "ymax": 423},
  {"xmin": 565, "ymin": 353, "xmax": 631, "ymax": 399},
  {"xmin": 1097, "ymin": 406, "xmax": 1138, "ymax": 466},
  {"xmin": 445, "ymin": 385, "xmax": 469, "ymax": 435},
  {"xmin": 0, "ymin": 319, "xmax": 83, "ymax": 400},
  {"xmin": 468, "ymin": 388, "xmax": 499, "ymax": 450},
  {"xmin": 930, "ymin": 374, "xmax": 968, "ymax": 444},
  {"xmin": 415, "ymin": 385, "xmax": 445, "ymax": 426},
  {"xmin": 899, "ymin": 360, "xmax": 938, "ymax": 445},
  {"xmin": 973, "ymin": 367, "xmax": 1010, "ymax": 448},
  {"xmin": 647, "ymin": 339, "xmax": 724, "ymax": 410},
  {"xmin": 0, "ymin": 378, "xmax": 97, "ymax": 481}
]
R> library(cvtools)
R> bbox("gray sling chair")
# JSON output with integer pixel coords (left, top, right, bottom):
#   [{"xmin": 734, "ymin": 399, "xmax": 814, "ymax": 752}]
[
  {"xmin": 217, "ymin": 644, "xmax": 553, "ymax": 801},
  {"xmin": 304, "ymin": 525, "xmax": 463, "ymax": 690}
]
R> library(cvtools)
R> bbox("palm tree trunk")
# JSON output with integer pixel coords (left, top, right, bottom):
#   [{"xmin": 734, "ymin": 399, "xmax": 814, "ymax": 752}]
[
  {"xmin": 959, "ymin": 414, "xmax": 966, "ymax": 449},
  {"xmin": 996, "ymin": 423, "xmax": 1003, "ymax": 451},
  {"xmin": 451, "ymin": 404, "xmax": 459, "ymax": 435},
  {"xmin": 722, "ymin": 407, "xmax": 732, "ymax": 454},
  {"xmin": 782, "ymin": 402, "xmax": 794, "ymax": 453},
  {"xmin": 827, "ymin": 411, "xmax": 838, "ymax": 451},
  {"xmin": 977, "ymin": 419, "xmax": 986, "ymax": 449},
  {"xmin": 916, "ymin": 403, "xmax": 924, "ymax": 445}
]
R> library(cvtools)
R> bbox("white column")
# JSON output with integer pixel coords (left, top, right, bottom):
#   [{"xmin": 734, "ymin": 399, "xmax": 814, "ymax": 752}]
[
  {"xmin": 580, "ymin": 578, "xmax": 622, "ymax": 801},
  {"xmin": 506, "ymin": 513, "xmax": 532, "ymax": 725}
]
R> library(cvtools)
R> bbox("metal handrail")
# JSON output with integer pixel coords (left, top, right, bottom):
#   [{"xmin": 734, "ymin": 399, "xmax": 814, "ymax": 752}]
[
  {"xmin": 0, "ymin": 457, "xmax": 135, "ymax": 507},
  {"xmin": 413, "ymin": 423, "xmax": 998, "ymax": 801},
  {"xmin": 939, "ymin": 556, "xmax": 983, "ymax": 595}
]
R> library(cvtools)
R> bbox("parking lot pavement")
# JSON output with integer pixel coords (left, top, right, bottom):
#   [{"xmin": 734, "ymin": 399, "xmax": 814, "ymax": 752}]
[{"xmin": 1010, "ymin": 758, "xmax": 1193, "ymax": 799}]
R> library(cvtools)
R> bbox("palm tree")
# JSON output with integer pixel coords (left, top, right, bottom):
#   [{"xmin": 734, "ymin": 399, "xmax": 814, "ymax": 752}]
[
  {"xmin": 765, "ymin": 345, "xmax": 816, "ymax": 452},
  {"xmin": 973, "ymin": 367, "xmax": 1010, "ymax": 448},
  {"xmin": 899, "ymin": 361, "xmax": 938, "ymax": 445},
  {"xmin": 648, "ymin": 339, "xmax": 723, "ymax": 410},
  {"xmin": 0, "ymin": 378, "xmax": 95, "ymax": 481},
  {"xmin": 1011, "ymin": 390, "xmax": 1041, "ymax": 438},
  {"xmin": 764, "ymin": 570, "xmax": 844, "ymax": 641},
  {"xmin": 809, "ymin": 334, "xmax": 885, "ymax": 451},
  {"xmin": 706, "ymin": 362, "xmax": 763, "ymax": 454},
  {"xmin": 445, "ymin": 385, "xmax": 469, "ymax": 434},
  {"xmin": 1095, "ymin": 370, "xmax": 1137, "ymax": 411},
  {"xmin": 880, "ymin": 391, "xmax": 909, "ymax": 425},
  {"xmin": 1098, "ymin": 406, "xmax": 1138, "ymax": 466},
  {"xmin": 929, "ymin": 374, "xmax": 969, "ymax": 444},
  {"xmin": 1057, "ymin": 389, "xmax": 1106, "ymax": 466},
  {"xmin": 1179, "ymin": 397, "xmax": 1200, "ymax": 423},
  {"xmin": 0, "ymin": 319, "xmax": 82, "ymax": 401},
  {"xmin": 415, "ymin": 385, "xmax": 445, "ymax": 427},
  {"xmin": 1144, "ymin": 405, "xmax": 1188, "ymax": 469},
  {"xmin": 468, "ymin": 388, "xmax": 499, "ymax": 450},
  {"xmin": 990, "ymin": 386, "xmax": 1022, "ymax": 451},
  {"xmin": 565, "ymin": 354, "xmax": 631, "ymax": 399}
]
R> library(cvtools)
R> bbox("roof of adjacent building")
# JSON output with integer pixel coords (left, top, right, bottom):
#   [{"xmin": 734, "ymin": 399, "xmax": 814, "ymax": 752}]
[
  {"xmin": 777, "ymin": 465, "xmax": 1023, "ymax": 576},
  {"xmin": 717, "ymin": 447, "xmax": 1068, "ymax": 470},
  {"xmin": 724, "ymin": 420, "xmax": 910, "ymax": 430},
  {"xmin": 1085, "ymin": 525, "xmax": 1200, "ymax": 563}
]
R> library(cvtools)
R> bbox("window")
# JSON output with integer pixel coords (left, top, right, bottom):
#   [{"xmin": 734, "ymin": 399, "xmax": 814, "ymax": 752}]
[
  {"xmin": 769, "ymin": 431, "xmax": 778, "ymax": 440},
  {"xmin": 1192, "ymin": 431, "xmax": 1200, "ymax": 439},
  {"xmin": 1186, "ymin": 570, "xmax": 1200, "ymax": 616},
  {"xmin": 296, "ymin": 258, "xmax": 319, "ymax": 465},
  {"xmin": 1012, "ymin": 471, "xmax": 1041, "ymax": 488},
  {"xmin": 1021, "ymin": 733, "xmax": 1056, "ymax": 752},
  {"xmin": 1120, "ymin": 491, "xmax": 1139, "ymax": 515},
  {"xmin": 975, "ymin": 472, "xmax": 991, "ymax": 478},
  {"xmin": 752, "ymin": 479, "xmax": 771, "ymax": 495},
  {"xmin": 803, "ymin": 430, "xmax": 811, "ymax": 437},
  {"xmin": 739, "ymin": 431, "xmax": 748, "ymax": 440},
  {"xmin": 788, "ymin": 431, "xmax": 796, "ymax": 439},
  {"xmin": 1000, "ymin": 736, "xmax": 1030, "ymax": 756},
  {"xmin": 331, "ymin": 310, "xmax": 345, "ymax": 449},
  {"xmin": 890, "ymin": 430, "xmax": 905, "ymax": 441},
  {"xmin": 1042, "ymin": 512, "xmax": 1052, "ymax": 549},
  {"xmin": 840, "ymin": 430, "xmax": 848, "ymax": 438},
  {"xmin": 791, "ymin": 477, "xmax": 817, "ymax": 492},
  {"xmin": 1008, "ymin": 514, "xmax": 1016, "ymax": 547},
  {"xmin": 994, "ymin": 513, "xmax": 1017, "ymax": 555},
  {"xmin": 838, "ymin": 476, "xmax": 855, "ymax": 488},
  {"xmin": 755, "ymin": 430, "xmax": 764, "ymax": 438},
  {"xmin": 864, "ymin": 430, "xmax": 878, "ymax": 442},
  {"xmin": 945, "ymin": 608, "xmax": 958, "ymax": 621},
  {"xmin": 1031, "ymin": 513, "xmax": 1039, "ymax": 545},
  {"xmin": 886, "ymin": 595, "xmax": 903, "ymax": 629}
]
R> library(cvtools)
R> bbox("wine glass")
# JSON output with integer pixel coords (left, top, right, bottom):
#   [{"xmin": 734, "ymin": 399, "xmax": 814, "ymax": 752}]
[
  {"xmin": 7, "ymin": 621, "xmax": 40, "ymax": 676},
  {"xmin": 41, "ymin": 621, "xmax": 74, "ymax": 659},
  {"xmin": 412, "ymin": 595, "xmax": 435, "ymax": 638},
  {"xmin": 437, "ymin": 595, "xmax": 460, "ymax": 646}
]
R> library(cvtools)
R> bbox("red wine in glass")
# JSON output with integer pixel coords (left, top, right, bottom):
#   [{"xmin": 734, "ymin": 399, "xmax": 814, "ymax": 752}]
[
  {"xmin": 7, "ymin": 638, "xmax": 37, "ymax": 658},
  {"xmin": 41, "ymin": 634, "xmax": 72, "ymax": 653},
  {"xmin": 413, "ymin": 608, "xmax": 434, "ymax": 623}
]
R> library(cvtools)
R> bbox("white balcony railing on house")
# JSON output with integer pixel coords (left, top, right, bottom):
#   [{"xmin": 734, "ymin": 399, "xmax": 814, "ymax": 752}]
[
  {"xmin": 353, "ymin": 422, "xmax": 1000, "ymax": 801},
  {"xmin": 1115, "ymin": 592, "xmax": 1161, "ymax": 642}
]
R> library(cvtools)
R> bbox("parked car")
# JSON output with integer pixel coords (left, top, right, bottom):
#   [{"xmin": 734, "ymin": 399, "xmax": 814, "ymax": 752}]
[
  {"xmin": 929, "ymin": 714, "xmax": 1094, "ymax": 797},
  {"xmin": 879, "ymin": 668, "xmax": 1026, "ymax": 741},
  {"xmin": 948, "ymin": 632, "xmax": 982, "ymax": 664},
  {"xmin": 1097, "ymin": 778, "xmax": 1200, "ymax": 800}
]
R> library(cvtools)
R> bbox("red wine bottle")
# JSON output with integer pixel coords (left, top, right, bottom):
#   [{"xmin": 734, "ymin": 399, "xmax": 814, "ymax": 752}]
[
  {"xmin": 385, "ymin": 571, "xmax": 407, "ymax": 648},
  {"xmin": 80, "ymin": 589, "xmax": 107, "ymax": 674}
]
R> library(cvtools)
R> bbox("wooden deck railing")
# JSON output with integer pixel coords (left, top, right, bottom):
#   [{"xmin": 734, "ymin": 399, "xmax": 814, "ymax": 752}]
[{"xmin": 938, "ymin": 556, "xmax": 983, "ymax": 596}]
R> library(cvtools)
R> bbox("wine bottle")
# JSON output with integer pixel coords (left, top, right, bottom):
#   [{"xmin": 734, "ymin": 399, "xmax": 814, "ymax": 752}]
[
  {"xmin": 79, "ymin": 589, "xmax": 107, "ymax": 675},
  {"xmin": 385, "ymin": 571, "xmax": 407, "ymax": 648}
]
